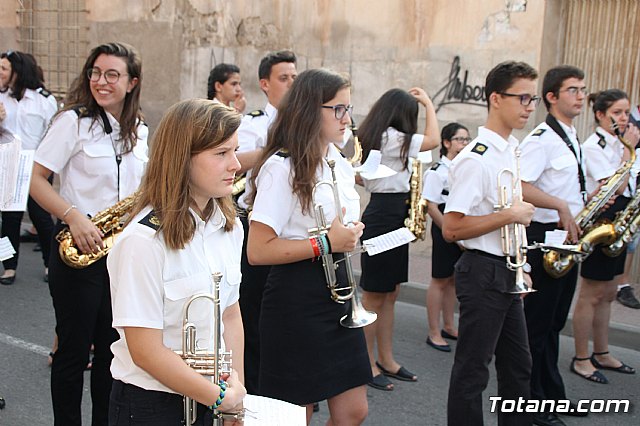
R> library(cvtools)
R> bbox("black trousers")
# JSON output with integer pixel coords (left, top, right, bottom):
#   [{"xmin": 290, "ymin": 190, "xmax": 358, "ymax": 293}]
[
  {"xmin": 1, "ymin": 184, "xmax": 54, "ymax": 271},
  {"xmin": 49, "ymin": 222, "xmax": 118, "ymax": 426},
  {"xmin": 447, "ymin": 251, "xmax": 532, "ymax": 426},
  {"xmin": 524, "ymin": 222, "xmax": 577, "ymax": 401},
  {"xmin": 109, "ymin": 380, "xmax": 215, "ymax": 425},
  {"xmin": 238, "ymin": 214, "xmax": 271, "ymax": 395}
]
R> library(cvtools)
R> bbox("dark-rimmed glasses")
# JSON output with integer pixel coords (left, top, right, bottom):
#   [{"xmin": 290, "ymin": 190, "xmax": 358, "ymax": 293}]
[
  {"xmin": 87, "ymin": 68, "xmax": 128, "ymax": 84},
  {"xmin": 451, "ymin": 136, "xmax": 472, "ymax": 144},
  {"xmin": 321, "ymin": 104, "xmax": 353, "ymax": 120},
  {"xmin": 560, "ymin": 86, "xmax": 588, "ymax": 96},
  {"xmin": 498, "ymin": 92, "xmax": 541, "ymax": 107}
]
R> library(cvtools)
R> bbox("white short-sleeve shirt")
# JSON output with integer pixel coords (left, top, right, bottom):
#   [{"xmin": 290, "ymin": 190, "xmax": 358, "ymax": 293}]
[
  {"xmin": 445, "ymin": 126, "xmax": 523, "ymax": 256},
  {"xmin": 0, "ymin": 88, "xmax": 58, "ymax": 150},
  {"xmin": 237, "ymin": 103, "xmax": 278, "ymax": 210},
  {"xmin": 34, "ymin": 109, "xmax": 149, "ymax": 216},
  {"xmin": 362, "ymin": 127, "xmax": 423, "ymax": 193},
  {"xmin": 422, "ymin": 156, "xmax": 452, "ymax": 205},
  {"xmin": 583, "ymin": 127, "xmax": 629, "ymax": 196},
  {"xmin": 108, "ymin": 204, "xmax": 243, "ymax": 393},
  {"xmin": 519, "ymin": 120, "xmax": 585, "ymax": 222},
  {"xmin": 251, "ymin": 143, "xmax": 360, "ymax": 240}
]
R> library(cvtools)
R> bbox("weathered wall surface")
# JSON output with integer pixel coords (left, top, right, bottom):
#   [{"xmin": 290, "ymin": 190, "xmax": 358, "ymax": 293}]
[
  {"xmin": 0, "ymin": 0, "xmax": 18, "ymax": 50},
  {"xmin": 1, "ymin": 0, "xmax": 548, "ymax": 136}
]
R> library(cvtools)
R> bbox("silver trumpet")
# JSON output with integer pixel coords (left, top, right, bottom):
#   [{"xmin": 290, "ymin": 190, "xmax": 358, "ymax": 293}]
[
  {"xmin": 494, "ymin": 146, "xmax": 536, "ymax": 294},
  {"xmin": 309, "ymin": 159, "xmax": 377, "ymax": 328},
  {"xmin": 174, "ymin": 272, "xmax": 234, "ymax": 425}
]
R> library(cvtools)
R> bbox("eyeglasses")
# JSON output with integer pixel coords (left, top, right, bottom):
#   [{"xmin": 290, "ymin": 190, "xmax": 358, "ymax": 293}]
[
  {"xmin": 560, "ymin": 86, "xmax": 589, "ymax": 96},
  {"xmin": 321, "ymin": 104, "xmax": 353, "ymax": 120},
  {"xmin": 498, "ymin": 92, "xmax": 541, "ymax": 107},
  {"xmin": 87, "ymin": 67, "xmax": 128, "ymax": 84},
  {"xmin": 451, "ymin": 137, "xmax": 472, "ymax": 144}
]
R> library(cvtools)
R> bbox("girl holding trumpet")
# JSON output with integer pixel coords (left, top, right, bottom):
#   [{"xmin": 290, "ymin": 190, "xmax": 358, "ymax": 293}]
[
  {"xmin": 107, "ymin": 100, "xmax": 246, "ymax": 425},
  {"xmin": 247, "ymin": 68, "xmax": 370, "ymax": 425}
]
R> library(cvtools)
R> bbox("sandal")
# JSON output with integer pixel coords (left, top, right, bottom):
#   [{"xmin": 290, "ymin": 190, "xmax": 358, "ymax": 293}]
[
  {"xmin": 376, "ymin": 361, "xmax": 417, "ymax": 382},
  {"xmin": 367, "ymin": 373, "xmax": 394, "ymax": 391},
  {"xmin": 591, "ymin": 351, "xmax": 636, "ymax": 374},
  {"xmin": 570, "ymin": 356, "xmax": 608, "ymax": 384}
]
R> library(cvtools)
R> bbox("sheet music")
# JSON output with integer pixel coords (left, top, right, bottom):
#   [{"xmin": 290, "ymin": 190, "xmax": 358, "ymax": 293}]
[
  {"xmin": 544, "ymin": 229, "xmax": 568, "ymax": 247},
  {"xmin": 243, "ymin": 394, "xmax": 306, "ymax": 425},
  {"xmin": 416, "ymin": 151, "xmax": 433, "ymax": 163},
  {"xmin": 355, "ymin": 150, "xmax": 397, "ymax": 180},
  {"xmin": 363, "ymin": 227, "xmax": 416, "ymax": 256},
  {"xmin": 1, "ymin": 150, "xmax": 35, "ymax": 212},
  {"xmin": 0, "ymin": 237, "xmax": 16, "ymax": 261},
  {"xmin": 0, "ymin": 136, "xmax": 21, "ymax": 209}
]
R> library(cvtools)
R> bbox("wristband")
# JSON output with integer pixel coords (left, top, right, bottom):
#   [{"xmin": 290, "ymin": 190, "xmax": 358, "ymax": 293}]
[
  {"xmin": 322, "ymin": 234, "xmax": 332, "ymax": 254},
  {"xmin": 310, "ymin": 236, "xmax": 321, "ymax": 257},
  {"xmin": 62, "ymin": 205, "xmax": 77, "ymax": 219},
  {"xmin": 209, "ymin": 380, "xmax": 227, "ymax": 411}
]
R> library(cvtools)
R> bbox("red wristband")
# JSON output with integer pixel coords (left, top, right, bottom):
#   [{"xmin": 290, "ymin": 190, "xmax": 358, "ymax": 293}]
[{"xmin": 310, "ymin": 236, "xmax": 321, "ymax": 257}]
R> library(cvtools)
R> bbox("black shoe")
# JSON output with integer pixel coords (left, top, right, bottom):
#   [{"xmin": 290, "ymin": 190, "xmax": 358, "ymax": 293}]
[
  {"xmin": 19, "ymin": 230, "xmax": 38, "ymax": 242},
  {"xmin": 426, "ymin": 336, "xmax": 451, "ymax": 352},
  {"xmin": 559, "ymin": 401, "xmax": 588, "ymax": 417},
  {"xmin": 617, "ymin": 286, "xmax": 640, "ymax": 309},
  {"xmin": 0, "ymin": 274, "xmax": 16, "ymax": 285},
  {"xmin": 33, "ymin": 243, "xmax": 42, "ymax": 252},
  {"xmin": 533, "ymin": 412, "xmax": 566, "ymax": 426},
  {"xmin": 312, "ymin": 402, "xmax": 319, "ymax": 412}
]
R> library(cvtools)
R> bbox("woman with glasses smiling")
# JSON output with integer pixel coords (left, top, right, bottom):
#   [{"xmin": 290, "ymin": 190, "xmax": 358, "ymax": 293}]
[
  {"xmin": 30, "ymin": 42, "xmax": 148, "ymax": 426},
  {"xmin": 247, "ymin": 69, "xmax": 370, "ymax": 424},
  {"xmin": 356, "ymin": 87, "xmax": 440, "ymax": 391},
  {"xmin": 422, "ymin": 122, "xmax": 470, "ymax": 353}
]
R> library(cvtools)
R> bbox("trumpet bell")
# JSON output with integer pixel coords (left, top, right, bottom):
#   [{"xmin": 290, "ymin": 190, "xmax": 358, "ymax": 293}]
[{"xmin": 340, "ymin": 300, "xmax": 377, "ymax": 328}]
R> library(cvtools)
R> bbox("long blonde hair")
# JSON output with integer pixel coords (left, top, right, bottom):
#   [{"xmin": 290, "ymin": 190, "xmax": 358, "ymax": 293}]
[{"xmin": 131, "ymin": 99, "xmax": 241, "ymax": 250}]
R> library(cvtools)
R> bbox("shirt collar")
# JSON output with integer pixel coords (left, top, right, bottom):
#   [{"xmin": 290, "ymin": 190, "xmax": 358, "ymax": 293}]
[
  {"xmin": 265, "ymin": 102, "xmax": 277, "ymax": 118},
  {"xmin": 558, "ymin": 120, "xmax": 577, "ymax": 139},
  {"xmin": 189, "ymin": 201, "xmax": 226, "ymax": 235},
  {"xmin": 477, "ymin": 126, "xmax": 518, "ymax": 152},
  {"xmin": 596, "ymin": 126, "xmax": 617, "ymax": 145},
  {"xmin": 441, "ymin": 156, "xmax": 453, "ymax": 167}
]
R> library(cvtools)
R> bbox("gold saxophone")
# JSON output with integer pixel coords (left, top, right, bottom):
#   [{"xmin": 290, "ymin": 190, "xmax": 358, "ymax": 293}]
[
  {"xmin": 405, "ymin": 158, "xmax": 428, "ymax": 240},
  {"xmin": 543, "ymin": 121, "xmax": 636, "ymax": 278},
  {"xmin": 56, "ymin": 192, "xmax": 139, "ymax": 268}
]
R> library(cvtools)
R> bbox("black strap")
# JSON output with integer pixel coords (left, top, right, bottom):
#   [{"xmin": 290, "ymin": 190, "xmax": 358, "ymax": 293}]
[
  {"xmin": 545, "ymin": 114, "xmax": 586, "ymax": 204},
  {"xmin": 98, "ymin": 108, "xmax": 113, "ymax": 135}
]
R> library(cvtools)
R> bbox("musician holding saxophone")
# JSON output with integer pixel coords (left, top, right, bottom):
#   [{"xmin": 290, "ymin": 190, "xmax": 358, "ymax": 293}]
[
  {"xmin": 29, "ymin": 42, "xmax": 148, "ymax": 426},
  {"xmin": 519, "ymin": 65, "xmax": 589, "ymax": 426},
  {"xmin": 247, "ymin": 69, "xmax": 370, "ymax": 425},
  {"xmin": 442, "ymin": 61, "xmax": 538, "ymax": 426},
  {"xmin": 107, "ymin": 100, "xmax": 246, "ymax": 425},
  {"xmin": 357, "ymin": 88, "xmax": 439, "ymax": 391},
  {"xmin": 571, "ymin": 89, "xmax": 639, "ymax": 385}
]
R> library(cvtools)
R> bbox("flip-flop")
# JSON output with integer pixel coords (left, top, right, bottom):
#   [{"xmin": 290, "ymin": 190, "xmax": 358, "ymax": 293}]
[
  {"xmin": 376, "ymin": 361, "xmax": 418, "ymax": 382},
  {"xmin": 367, "ymin": 373, "xmax": 393, "ymax": 391}
]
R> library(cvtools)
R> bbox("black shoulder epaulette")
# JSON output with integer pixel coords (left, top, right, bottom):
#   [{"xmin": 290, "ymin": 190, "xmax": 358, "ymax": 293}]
[
  {"xmin": 532, "ymin": 128, "xmax": 546, "ymax": 137},
  {"xmin": 248, "ymin": 109, "xmax": 265, "ymax": 118},
  {"xmin": 441, "ymin": 189, "xmax": 449, "ymax": 196},
  {"xmin": 139, "ymin": 210, "xmax": 160, "ymax": 231},
  {"xmin": 470, "ymin": 142, "xmax": 488, "ymax": 155},
  {"xmin": 596, "ymin": 132, "xmax": 607, "ymax": 149},
  {"xmin": 73, "ymin": 106, "xmax": 90, "ymax": 118},
  {"xmin": 430, "ymin": 162, "xmax": 441, "ymax": 171},
  {"xmin": 275, "ymin": 149, "xmax": 290, "ymax": 158},
  {"xmin": 37, "ymin": 88, "xmax": 52, "ymax": 98}
]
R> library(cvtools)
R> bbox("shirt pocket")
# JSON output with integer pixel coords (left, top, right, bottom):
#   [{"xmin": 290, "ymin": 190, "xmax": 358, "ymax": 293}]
[
  {"xmin": 163, "ymin": 272, "xmax": 211, "ymax": 324},
  {"xmin": 82, "ymin": 142, "xmax": 114, "ymax": 176},
  {"xmin": 550, "ymin": 154, "xmax": 575, "ymax": 171}
]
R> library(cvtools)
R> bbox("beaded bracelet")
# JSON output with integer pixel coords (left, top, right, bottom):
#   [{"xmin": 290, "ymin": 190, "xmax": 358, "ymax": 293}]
[
  {"xmin": 319, "ymin": 234, "xmax": 332, "ymax": 255},
  {"xmin": 62, "ymin": 204, "xmax": 77, "ymax": 219},
  {"xmin": 209, "ymin": 380, "xmax": 227, "ymax": 411}
]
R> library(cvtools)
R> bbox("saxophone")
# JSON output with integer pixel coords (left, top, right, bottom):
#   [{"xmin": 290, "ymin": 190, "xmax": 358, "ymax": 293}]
[
  {"xmin": 56, "ymin": 192, "xmax": 139, "ymax": 268},
  {"xmin": 602, "ymin": 189, "xmax": 640, "ymax": 257},
  {"xmin": 405, "ymin": 158, "xmax": 428, "ymax": 240},
  {"xmin": 543, "ymin": 121, "xmax": 636, "ymax": 278}
]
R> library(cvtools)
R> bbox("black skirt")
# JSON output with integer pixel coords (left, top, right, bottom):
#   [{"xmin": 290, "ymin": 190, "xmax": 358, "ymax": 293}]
[
  {"xmin": 431, "ymin": 204, "xmax": 463, "ymax": 278},
  {"xmin": 359, "ymin": 192, "xmax": 410, "ymax": 292},
  {"xmin": 258, "ymin": 255, "xmax": 371, "ymax": 405}
]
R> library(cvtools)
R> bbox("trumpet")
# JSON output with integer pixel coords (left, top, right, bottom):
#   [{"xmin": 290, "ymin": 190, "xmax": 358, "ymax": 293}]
[
  {"xmin": 174, "ymin": 272, "xmax": 235, "ymax": 425},
  {"xmin": 309, "ymin": 159, "xmax": 377, "ymax": 328},
  {"xmin": 494, "ymin": 145, "xmax": 536, "ymax": 294}
]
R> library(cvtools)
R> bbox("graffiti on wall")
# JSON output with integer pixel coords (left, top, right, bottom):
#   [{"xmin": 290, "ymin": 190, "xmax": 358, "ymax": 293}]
[{"xmin": 433, "ymin": 56, "xmax": 486, "ymax": 112}]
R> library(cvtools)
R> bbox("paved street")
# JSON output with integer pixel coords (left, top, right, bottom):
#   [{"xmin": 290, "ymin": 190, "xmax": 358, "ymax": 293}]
[{"xmin": 0, "ymin": 240, "xmax": 639, "ymax": 425}]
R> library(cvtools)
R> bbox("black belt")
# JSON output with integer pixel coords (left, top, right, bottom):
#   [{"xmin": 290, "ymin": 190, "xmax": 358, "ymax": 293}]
[{"xmin": 466, "ymin": 249, "xmax": 505, "ymax": 263}]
